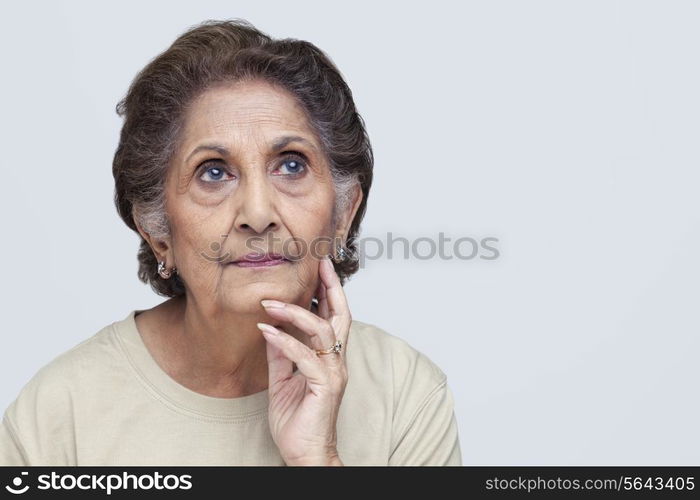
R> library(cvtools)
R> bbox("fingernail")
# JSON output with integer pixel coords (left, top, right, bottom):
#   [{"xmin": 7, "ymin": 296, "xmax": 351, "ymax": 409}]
[
  {"xmin": 257, "ymin": 322, "xmax": 279, "ymax": 335},
  {"xmin": 261, "ymin": 299, "xmax": 285, "ymax": 309}
]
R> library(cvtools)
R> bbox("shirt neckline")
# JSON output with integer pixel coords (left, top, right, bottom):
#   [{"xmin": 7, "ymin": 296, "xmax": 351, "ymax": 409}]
[{"xmin": 113, "ymin": 309, "xmax": 270, "ymax": 421}]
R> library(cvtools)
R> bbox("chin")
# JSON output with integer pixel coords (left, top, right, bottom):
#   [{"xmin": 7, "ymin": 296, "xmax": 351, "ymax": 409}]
[
  {"xmin": 218, "ymin": 272, "xmax": 307, "ymax": 305},
  {"xmin": 225, "ymin": 283, "xmax": 294, "ymax": 305}
]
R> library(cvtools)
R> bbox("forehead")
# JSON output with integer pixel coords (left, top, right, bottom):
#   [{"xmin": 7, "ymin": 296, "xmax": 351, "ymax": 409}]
[{"xmin": 180, "ymin": 79, "xmax": 314, "ymax": 141}]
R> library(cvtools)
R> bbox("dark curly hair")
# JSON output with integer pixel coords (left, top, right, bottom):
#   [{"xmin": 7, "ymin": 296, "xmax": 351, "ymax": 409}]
[{"xmin": 112, "ymin": 19, "xmax": 373, "ymax": 297}]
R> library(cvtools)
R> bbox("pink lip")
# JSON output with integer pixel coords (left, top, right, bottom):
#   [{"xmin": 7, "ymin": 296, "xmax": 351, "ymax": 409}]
[{"xmin": 230, "ymin": 253, "xmax": 289, "ymax": 268}]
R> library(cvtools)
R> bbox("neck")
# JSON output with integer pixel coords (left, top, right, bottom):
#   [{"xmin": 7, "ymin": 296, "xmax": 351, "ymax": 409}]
[{"xmin": 156, "ymin": 294, "xmax": 315, "ymax": 398}]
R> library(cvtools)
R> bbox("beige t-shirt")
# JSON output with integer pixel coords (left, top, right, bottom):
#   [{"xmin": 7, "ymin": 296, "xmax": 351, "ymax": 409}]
[{"xmin": 0, "ymin": 310, "xmax": 461, "ymax": 466}]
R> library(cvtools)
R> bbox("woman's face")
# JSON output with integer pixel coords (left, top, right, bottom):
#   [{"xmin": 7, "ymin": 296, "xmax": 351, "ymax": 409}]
[{"xmin": 151, "ymin": 79, "xmax": 357, "ymax": 315}]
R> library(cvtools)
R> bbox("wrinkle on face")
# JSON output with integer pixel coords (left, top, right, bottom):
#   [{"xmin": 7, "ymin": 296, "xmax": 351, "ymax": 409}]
[{"xmin": 162, "ymin": 78, "xmax": 339, "ymax": 316}]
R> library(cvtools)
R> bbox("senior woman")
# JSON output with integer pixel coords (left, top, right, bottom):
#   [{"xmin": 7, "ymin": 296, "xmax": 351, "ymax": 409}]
[{"xmin": 0, "ymin": 19, "xmax": 461, "ymax": 466}]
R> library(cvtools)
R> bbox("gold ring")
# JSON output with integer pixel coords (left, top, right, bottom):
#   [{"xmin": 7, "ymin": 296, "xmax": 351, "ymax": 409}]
[{"xmin": 315, "ymin": 340, "xmax": 342, "ymax": 356}]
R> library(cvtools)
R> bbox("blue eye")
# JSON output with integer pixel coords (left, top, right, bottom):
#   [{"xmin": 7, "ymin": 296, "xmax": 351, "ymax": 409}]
[
  {"xmin": 278, "ymin": 156, "xmax": 306, "ymax": 176},
  {"xmin": 199, "ymin": 163, "xmax": 231, "ymax": 183}
]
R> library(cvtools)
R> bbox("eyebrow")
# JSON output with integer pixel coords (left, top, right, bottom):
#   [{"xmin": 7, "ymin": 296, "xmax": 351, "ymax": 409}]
[
  {"xmin": 186, "ymin": 144, "xmax": 230, "ymax": 162},
  {"xmin": 270, "ymin": 135, "xmax": 318, "ymax": 153},
  {"xmin": 185, "ymin": 135, "xmax": 318, "ymax": 163}
]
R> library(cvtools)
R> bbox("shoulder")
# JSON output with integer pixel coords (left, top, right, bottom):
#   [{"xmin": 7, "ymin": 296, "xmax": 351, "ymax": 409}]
[
  {"xmin": 343, "ymin": 320, "xmax": 461, "ymax": 465},
  {"xmin": 12, "ymin": 320, "xmax": 122, "ymax": 402},
  {"xmin": 346, "ymin": 319, "xmax": 448, "ymax": 406},
  {"xmin": 348, "ymin": 319, "xmax": 447, "ymax": 380},
  {"xmin": 2, "ymin": 318, "xmax": 126, "ymax": 448}
]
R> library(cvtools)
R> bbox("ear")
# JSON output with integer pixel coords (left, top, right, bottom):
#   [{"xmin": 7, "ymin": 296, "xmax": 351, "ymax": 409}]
[
  {"xmin": 334, "ymin": 183, "xmax": 364, "ymax": 242},
  {"xmin": 133, "ymin": 211, "xmax": 173, "ymax": 265}
]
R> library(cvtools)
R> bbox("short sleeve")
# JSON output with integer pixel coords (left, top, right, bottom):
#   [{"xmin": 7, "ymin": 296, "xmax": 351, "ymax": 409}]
[
  {"xmin": 0, "ymin": 412, "xmax": 28, "ymax": 466},
  {"xmin": 389, "ymin": 379, "xmax": 462, "ymax": 466},
  {"xmin": 0, "ymin": 360, "xmax": 79, "ymax": 466}
]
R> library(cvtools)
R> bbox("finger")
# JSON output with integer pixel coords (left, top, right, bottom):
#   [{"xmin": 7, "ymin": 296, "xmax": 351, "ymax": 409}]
[
  {"xmin": 261, "ymin": 299, "xmax": 336, "ymax": 352},
  {"xmin": 315, "ymin": 278, "xmax": 330, "ymax": 320},
  {"xmin": 319, "ymin": 255, "xmax": 352, "ymax": 345},
  {"xmin": 263, "ymin": 334, "xmax": 293, "ymax": 395},
  {"xmin": 257, "ymin": 322, "xmax": 328, "ymax": 392}
]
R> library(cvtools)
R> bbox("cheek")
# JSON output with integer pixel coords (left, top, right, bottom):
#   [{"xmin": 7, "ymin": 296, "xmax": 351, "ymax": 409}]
[
  {"xmin": 280, "ymin": 196, "xmax": 335, "ymax": 256},
  {"xmin": 290, "ymin": 255, "xmax": 319, "ymax": 289},
  {"xmin": 169, "ymin": 203, "xmax": 228, "ymax": 268}
]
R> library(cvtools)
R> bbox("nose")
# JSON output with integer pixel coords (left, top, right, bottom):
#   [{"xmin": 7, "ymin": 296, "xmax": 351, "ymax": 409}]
[{"xmin": 232, "ymin": 171, "xmax": 280, "ymax": 235}]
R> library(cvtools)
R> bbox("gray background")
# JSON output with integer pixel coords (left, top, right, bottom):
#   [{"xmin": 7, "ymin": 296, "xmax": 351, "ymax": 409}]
[{"xmin": 1, "ymin": 0, "xmax": 698, "ymax": 465}]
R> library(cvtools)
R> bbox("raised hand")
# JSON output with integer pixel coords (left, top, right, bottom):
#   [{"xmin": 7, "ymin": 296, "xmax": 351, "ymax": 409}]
[{"xmin": 257, "ymin": 255, "xmax": 351, "ymax": 466}]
